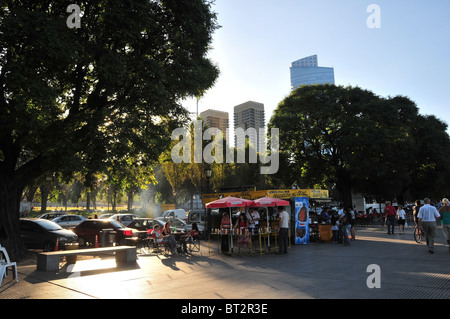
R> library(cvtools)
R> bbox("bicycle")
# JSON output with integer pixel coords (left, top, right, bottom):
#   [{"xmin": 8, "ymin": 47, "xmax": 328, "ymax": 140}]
[{"xmin": 414, "ymin": 225, "xmax": 425, "ymax": 243}]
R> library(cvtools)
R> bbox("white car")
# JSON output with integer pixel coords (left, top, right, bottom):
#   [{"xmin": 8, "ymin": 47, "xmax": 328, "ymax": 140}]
[
  {"xmin": 52, "ymin": 214, "xmax": 87, "ymax": 228},
  {"xmin": 162, "ymin": 209, "xmax": 187, "ymax": 220},
  {"xmin": 109, "ymin": 214, "xmax": 139, "ymax": 226}
]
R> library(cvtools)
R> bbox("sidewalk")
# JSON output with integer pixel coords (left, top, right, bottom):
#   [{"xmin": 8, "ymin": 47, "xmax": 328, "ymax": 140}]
[{"xmin": 1, "ymin": 225, "xmax": 449, "ymax": 299}]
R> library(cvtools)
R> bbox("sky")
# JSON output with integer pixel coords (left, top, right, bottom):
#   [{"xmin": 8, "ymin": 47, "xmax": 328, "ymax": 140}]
[{"xmin": 182, "ymin": 0, "xmax": 450, "ymax": 137}]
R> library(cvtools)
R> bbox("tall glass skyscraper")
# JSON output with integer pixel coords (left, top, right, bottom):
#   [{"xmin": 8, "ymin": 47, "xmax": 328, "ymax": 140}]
[{"xmin": 290, "ymin": 55, "xmax": 335, "ymax": 90}]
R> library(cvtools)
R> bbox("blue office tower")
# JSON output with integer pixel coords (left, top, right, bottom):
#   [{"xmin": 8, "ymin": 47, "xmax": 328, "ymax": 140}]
[{"xmin": 290, "ymin": 55, "xmax": 335, "ymax": 90}]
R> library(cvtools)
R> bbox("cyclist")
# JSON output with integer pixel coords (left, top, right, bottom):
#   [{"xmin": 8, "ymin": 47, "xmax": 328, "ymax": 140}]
[{"xmin": 413, "ymin": 200, "xmax": 421, "ymax": 226}]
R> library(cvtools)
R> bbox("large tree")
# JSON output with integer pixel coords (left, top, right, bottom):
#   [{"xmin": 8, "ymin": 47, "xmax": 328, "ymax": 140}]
[
  {"xmin": 268, "ymin": 84, "xmax": 428, "ymax": 208},
  {"xmin": 0, "ymin": 0, "xmax": 219, "ymax": 259}
]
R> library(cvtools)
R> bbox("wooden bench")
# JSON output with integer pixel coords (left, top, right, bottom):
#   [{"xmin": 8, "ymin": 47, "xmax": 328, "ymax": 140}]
[{"xmin": 36, "ymin": 246, "xmax": 137, "ymax": 272}]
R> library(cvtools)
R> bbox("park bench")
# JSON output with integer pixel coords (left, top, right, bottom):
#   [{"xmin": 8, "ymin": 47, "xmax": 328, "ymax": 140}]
[{"xmin": 36, "ymin": 246, "xmax": 137, "ymax": 272}]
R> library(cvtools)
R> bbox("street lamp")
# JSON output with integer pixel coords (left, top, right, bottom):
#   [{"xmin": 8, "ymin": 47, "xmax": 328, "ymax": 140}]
[
  {"xmin": 204, "ymin": 164, "xmax": 212, "ymax": 235},
  {"xmin": 204, "ymin": 164, "xmax": 212, "ymax": 180}
]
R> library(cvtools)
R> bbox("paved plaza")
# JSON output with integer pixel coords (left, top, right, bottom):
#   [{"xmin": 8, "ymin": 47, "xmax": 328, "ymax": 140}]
[{"xmin": 1, "ymin": 224, "xmax": 449, "ymax": 301}]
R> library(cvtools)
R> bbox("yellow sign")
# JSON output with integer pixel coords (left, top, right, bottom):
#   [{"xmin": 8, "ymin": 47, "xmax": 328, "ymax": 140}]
[{"xmin": 202, "ymin": 189, "xmax": 329, "ymax": 204}]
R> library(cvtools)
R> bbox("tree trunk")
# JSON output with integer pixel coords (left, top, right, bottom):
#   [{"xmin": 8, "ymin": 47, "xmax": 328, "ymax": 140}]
[
  {"xmin": 335, "ymin": 169, "xmax": 353, "ymax": 209},
  {"xmin": 40, "ymin": 185, "xmax": 50, "ymax": 214},
  {"xmin": 0, "ymin": 177, "xmax": 28, "ymax": 262},
  {"xmin": 86, "ymin": 191, "xmax": 91, "ymax": 211},
  {"xmin": 127, "ymin": 191, "xmax": 133, "ymax": 211}
]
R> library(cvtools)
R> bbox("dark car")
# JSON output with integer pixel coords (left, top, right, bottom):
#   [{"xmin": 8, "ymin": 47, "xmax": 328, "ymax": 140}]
[
  {"xmin": 127, "ymin": 218, "xmax": 155, "ymax": 240},
  {"xmin": 74, "ymin": 219, "xmax": 135, "ymax": 247},
  {"xmin": 127, "ymin": 218, "xmax": 155, "ymax": 232},
  {"xmin": 20, "ymin": 218, "xmax": 78, "ymax": 252}
]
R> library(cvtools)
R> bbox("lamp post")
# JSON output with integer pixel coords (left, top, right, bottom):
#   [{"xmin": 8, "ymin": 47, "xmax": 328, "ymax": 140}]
[
  {"xmin": 204, "ymin": 164, "xmax": 212, "ymax": 235},
  {"xmin": 205, "ymin": 164, "xmax": 212, "ymax": 193}
]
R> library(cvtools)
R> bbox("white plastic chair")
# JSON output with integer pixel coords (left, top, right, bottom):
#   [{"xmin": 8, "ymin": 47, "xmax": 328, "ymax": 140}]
[{"xmin": 0, "ymin": 245, "xmax": 18, "ymax": 286}]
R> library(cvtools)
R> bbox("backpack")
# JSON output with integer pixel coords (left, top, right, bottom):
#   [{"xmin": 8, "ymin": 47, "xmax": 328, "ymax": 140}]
[
  {"xmin": 346, "ymin": 211, "xmax": 352, "ymax": 224},
  {"xmin": 342, "ymin": 212, "xmax": 351, "ymax": 225}
]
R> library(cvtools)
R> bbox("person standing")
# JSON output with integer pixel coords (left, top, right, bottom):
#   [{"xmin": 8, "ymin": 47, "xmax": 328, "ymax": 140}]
[
  {"xmin": 349, "ymin": 207, "xmax": 356, "ymax": 240},
  {"xmin": 340, "ymin": 208, "xmax": 351, "ymax": 246},
  {"xmin": 246, "ymin": 207, "xmax": 261, "ymax": 252},
  {"xmin": 438, "ymin": 198, "xmax": 450, "ymax": 252},
  {"xmin": 277, "ymin": 206, "xmax": 289, "ymax": 254},
  {"xmin": 331, "ymin": 214, "xmax": 339, "ymax": 244},
  {"xmin": 384, "ymin": 201, "xmax": 396, "ymax": 234},
  {"xmin": 220, "ymin": 212, "xmax": 231, "ymax": 253},
  {"xmin": 418, "ymin": 198, "xmax": 441, "ymax": 254},
  {"xmin": 337, "ymin": 204, "xmax": 345, "ymax": 244},
  {"xmin": 234, "ymin": 213, "xmax": 249, "ymax": 251},
  {"xmin": 396, "ymin": 204, "xmax": 406, "ymax": 234}
]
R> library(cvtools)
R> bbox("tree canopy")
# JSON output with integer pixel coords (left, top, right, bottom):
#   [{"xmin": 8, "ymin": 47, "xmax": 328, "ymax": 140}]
[
  {"xmin": 0, "ymin": 0, "xmax": 219, "ymax": 259},
  {"xmin": 269, "ymin": 84, "xmax": 450, "ymax": 208}
]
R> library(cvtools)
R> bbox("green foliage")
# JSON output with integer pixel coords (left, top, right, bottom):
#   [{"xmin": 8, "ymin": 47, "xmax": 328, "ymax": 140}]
[
  {"xmin": 0, "ymin": 0, "xmax": 219, "ymax": 258},
  {"xmin": 269, "ymin": 84, "xmax": 450, "ymax": 206}
]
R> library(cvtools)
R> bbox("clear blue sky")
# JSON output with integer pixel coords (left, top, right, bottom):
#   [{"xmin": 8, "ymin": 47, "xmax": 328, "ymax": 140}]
[{"xmin": 182, "ymin": 0, "xmax": 450, "ymax": 134}]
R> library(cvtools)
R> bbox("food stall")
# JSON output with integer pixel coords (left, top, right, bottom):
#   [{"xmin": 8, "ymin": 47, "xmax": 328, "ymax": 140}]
[
  {"xmin": 203, "ymin": 188, "xmax": 332, "ymax": 246},
  {"xmin": 205, "ymin": 196, "xmax": 254, "ymax": 254}
]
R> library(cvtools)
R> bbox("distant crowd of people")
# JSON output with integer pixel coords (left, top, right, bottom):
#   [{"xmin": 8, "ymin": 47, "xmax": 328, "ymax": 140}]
[{"xmin": 318, "ymin": 198, "xmax": 450, "ymax": 253}]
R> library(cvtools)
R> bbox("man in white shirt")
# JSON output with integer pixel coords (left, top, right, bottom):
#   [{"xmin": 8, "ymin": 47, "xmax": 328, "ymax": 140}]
[
  {"xmin": 277, "ymin": 206, "xmax": 289, "ymax": 254},
  {"xmin": 418, "ymin": 198, "xmax": 441, "ymax": 254}
]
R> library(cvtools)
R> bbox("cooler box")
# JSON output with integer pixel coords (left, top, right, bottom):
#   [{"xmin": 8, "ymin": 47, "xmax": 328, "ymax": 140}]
[{"xmin": 319, "ymin": 224, "xmax": 332, "ymax": 242}]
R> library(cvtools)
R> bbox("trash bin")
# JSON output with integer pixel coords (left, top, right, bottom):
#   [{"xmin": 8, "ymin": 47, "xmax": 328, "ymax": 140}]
[
  {"xmin": 100, "ymin": 229, "xmax": 116, "ymax": 247},
  {"xmin": 65, "ymin": 243, "xmax": 79, "ymax": 264}
]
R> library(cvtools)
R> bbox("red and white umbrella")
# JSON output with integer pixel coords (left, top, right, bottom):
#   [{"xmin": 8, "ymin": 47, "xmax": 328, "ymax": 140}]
[
  {"xmin": 205, "ymin": 196, "xmax": 254, "ymax": 208},
  {"xmin": 251, "ymin": 197, "xmax": 290, "ymax": 207}
]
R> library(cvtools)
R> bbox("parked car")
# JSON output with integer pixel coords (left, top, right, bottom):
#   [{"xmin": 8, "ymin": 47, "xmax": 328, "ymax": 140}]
[
  {"xmin": 37, "ymin": 212, "xmax": 66, "ymax": 220},
  {"xmin": 52, "ymin": 214, "xmax": 87, "ymax": 228},
  {"xmin": 126, "ymin": 218, "xmax": 155, "ymax": 240},
  {"xmin": 19, "ymin": 218, "xmax": 78, "ymax": 252},
  {"xmin": 108, "ymin": 213, "xmax": 139, "ymax": 226},
  {"xmin": 74, "ymin": 219, "xmax": 135, "ymax": 247},
  {"xmin": 187, "ymin": 209, "xmax": 219, "ymax": 230},
  {"xmin": 162, "ymin": 209, "xmax": 187, "ymax": 220},
  {"xmin": 127, "ymin": 218, "xmax": 155, "ymax": 232},
  {"xmin": 98, "ymin": 213, "xmax": 114, "ymax": 219}
]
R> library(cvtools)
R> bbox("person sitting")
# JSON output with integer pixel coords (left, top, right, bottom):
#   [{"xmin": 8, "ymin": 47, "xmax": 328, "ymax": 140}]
[
  {"xmin": 181, "ymin": 223, "xmax": 200, "ymax": 252},
  {"xmin": 162, "ymin": 222, "xmax": 172, "ymax": 236},
  {"xmin": 151, "ymin": 224, "xmax": 176, "ymax": 255}
]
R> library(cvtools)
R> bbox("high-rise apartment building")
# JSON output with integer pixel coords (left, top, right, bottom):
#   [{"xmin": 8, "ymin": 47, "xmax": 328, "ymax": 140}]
[
  {"xmin": 200, "ymin": 109, "xmax": 229, "ymax": 139},
  {"xmin": 234, "ymin": 101, "xmax": 265, "ymax": 150},
  {"xmin": 290, "ymin": 55, "xmax": 335, "ymax": 90}
]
